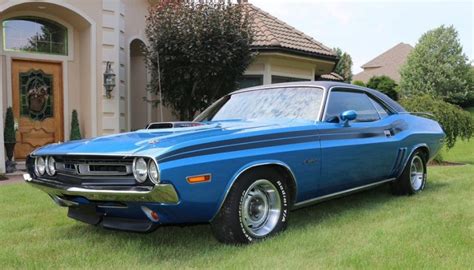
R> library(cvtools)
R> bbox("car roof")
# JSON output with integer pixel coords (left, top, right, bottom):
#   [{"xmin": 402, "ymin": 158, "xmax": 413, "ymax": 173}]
[{"xmin": 230, "ymin": 81, "xmax": 406, "ymax": 113}]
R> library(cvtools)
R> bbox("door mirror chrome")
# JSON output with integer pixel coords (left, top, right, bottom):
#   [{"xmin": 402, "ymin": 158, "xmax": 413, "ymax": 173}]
[{"xmin": 340, "ymin": 110, "xmax": 357, "ymax": 127}]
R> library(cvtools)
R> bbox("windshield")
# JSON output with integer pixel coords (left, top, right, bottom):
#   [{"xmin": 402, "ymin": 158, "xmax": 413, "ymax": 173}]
[{"xmin": 195, "ymin": 87, "xmax": 324, "ymax": 122}]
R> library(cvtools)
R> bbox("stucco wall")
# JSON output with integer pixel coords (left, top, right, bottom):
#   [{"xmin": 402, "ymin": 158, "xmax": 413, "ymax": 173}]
[{"xmin": 245, "ymin": 53, "xmax": 335, "ymax": 84}]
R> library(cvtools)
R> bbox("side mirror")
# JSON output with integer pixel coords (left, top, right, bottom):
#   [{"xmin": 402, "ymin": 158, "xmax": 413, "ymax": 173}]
[{"xmin": 340, "ymin": 110, "xmax": 357, "ymax": 127}]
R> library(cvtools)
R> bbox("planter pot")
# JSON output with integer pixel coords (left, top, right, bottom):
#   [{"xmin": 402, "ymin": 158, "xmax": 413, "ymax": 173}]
[
  {"xmin": 5, "ymin": 160, "xmax": 16, "ymax": 173},
  {"xmin": 4, "ymin": 142, "xmax": 16, "ymax": 161}
]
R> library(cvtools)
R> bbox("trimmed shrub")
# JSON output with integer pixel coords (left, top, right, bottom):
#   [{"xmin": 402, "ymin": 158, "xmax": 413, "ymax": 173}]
[
  {"xmin": 70, "ymin": 110, "xmax": 82, "ymax": 141},
  {"xmin": 400, "ymin": 95, "xmax": 473, "ymax": 149},
  {"xmin": 4, "ymin": 107, "xmax": 15, "ymax": 143},
  {"xmin": 352, "ymin": 80, "xmax": 365, "ymax": 87},
  {"xmin": 366, "ymin": 75, "xmax": 398, "ymax": 101}
]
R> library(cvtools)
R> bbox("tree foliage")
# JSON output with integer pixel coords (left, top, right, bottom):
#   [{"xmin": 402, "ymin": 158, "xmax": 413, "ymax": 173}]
[
  {"xmin": 352, "ymin": 80, "xmax": 365, "ymax": 87},
  {"xmin": 366, "ymin": 75, "xmax": 399, "ymax": 100},
  {"xmin": 145, "ymin": 0, "xmax": 253, "ymax": 120},
  {"xmin": 70, "ymin": 110, "xmax": 82, "ymax": 141},
  {"xmin": 333, "ymin": 48, "xmax": 353, "ymax": 83},
  {"xmin": 464, "ymin": 67, "xmax": 474, "ymax": 107},
  {"xmin": 400, "ymin": 95, "xmax": 473, "ymax": 149},
  {"xmin": 3, "ymin": 107, "xmax": 15, "ymax": 143},
  {"xmin": 399, "ymin": 25, "xmax": 473, "ymax": 105}
]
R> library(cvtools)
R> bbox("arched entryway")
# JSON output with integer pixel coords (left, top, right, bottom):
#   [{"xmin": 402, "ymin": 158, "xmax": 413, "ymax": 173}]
[
  {"xmin": 0, "ymin": 1, "xmax": 97, "ymax": 159},
  {"xmin": 129, "ymin": 38, "xmax": 149, "ymax": 131}
]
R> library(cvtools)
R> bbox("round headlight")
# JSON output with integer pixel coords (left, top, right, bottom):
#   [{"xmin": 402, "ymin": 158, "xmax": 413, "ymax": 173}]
[
  {"xmin": 133, "ymin": 158, "xmax": 148, "ymax": 183},
  {"xmin": 35, "ymin": 157, "xmax": 46, "ymax": 176},
  {"xmin": 46, "ymin": 156, "xmax": 56, "ymax": 176},
  {"xmin": 148, "ymin": 159, "xmax": 160, "ymax": 184}
]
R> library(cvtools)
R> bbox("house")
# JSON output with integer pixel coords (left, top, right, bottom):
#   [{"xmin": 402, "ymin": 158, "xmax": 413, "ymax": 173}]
[
  {"xmin": 353, "ymin": 42, "xmax": 413, "ymax": 83},
  {"xmin": 0, "ymin": 0, "xmax": 337, "ymax": 173},
  {"xmin": 240, "ymin": 2, "xmax": 338, "ymax": 87}
]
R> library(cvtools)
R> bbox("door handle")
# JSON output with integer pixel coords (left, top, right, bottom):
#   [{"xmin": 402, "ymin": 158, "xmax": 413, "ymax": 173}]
[{"xmin": 384, "ymin": 129, "xmax": 394, "ymax": 137}]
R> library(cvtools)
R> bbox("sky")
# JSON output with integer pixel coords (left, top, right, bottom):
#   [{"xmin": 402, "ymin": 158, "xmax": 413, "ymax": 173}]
[{"xmin": 250, "ymin": 0, "xmax": 473, "ymax": 74}]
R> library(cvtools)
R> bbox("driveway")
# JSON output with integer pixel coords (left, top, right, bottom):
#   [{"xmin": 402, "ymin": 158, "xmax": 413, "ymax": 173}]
[{"xmin": 0, "ymin": 174, "xmax": 24, "ymax": 185}]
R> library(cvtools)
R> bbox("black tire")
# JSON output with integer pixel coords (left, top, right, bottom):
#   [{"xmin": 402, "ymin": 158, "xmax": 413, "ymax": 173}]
[
  {"xmin": 211, "ymin": 168, "xmax": 290, "ymax": 244},
  {"xmin": 391, "ymin": 150, "xmax": 427, "ymax": 195}
]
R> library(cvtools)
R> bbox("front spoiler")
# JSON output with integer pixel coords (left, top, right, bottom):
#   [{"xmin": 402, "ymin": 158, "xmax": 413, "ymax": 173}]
[{"xmin": 23, "ymin": 174, "xmax": 179, "ymax": 204}]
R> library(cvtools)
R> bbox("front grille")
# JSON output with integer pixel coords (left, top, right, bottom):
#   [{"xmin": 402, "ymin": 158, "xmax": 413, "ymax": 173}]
[{"xmin": 44, "ymin": 155, "xmax": 137, "ymax": 186}]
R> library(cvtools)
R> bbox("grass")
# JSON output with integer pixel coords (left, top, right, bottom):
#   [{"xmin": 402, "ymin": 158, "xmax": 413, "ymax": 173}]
[{"xmin": 1, "ymin": 112, "xmax": 473, "ymax": 269}]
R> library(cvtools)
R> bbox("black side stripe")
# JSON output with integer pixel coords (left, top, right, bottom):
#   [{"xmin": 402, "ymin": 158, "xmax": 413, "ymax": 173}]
[
  {"xmin": 158, "ymin": 130, "xmax": 391, "ymax": 163},
  {"xmin": 158, "ymin": 135, "xmax": 317, "ymax": 163},
  {"xmin": 157, "ymin": 129, "xmax": 317, "ymax": 161}
]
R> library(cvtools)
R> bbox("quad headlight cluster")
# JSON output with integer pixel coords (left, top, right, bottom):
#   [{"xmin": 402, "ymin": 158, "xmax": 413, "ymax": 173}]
[
  {"xmin": 133, "ymin": 157, "xmax": 160, "ymax": 184},
  {"xmin": 34, "ymin": 156, "xmax": 56, "ymax": 176},
  {"xmin": 34, "ymin": 156, "xmax": 159, "ymax": 184}
]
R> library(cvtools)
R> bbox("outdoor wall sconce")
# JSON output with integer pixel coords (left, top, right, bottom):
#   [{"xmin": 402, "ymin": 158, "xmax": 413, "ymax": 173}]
[{"xmin": 103, "ymin": 61, "xmax": 116, "ymax": 98}]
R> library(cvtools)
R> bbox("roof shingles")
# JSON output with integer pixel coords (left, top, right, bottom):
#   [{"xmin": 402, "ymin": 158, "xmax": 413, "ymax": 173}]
[
  {"xmin": 244, "ymin": 3, "xmax": 336, "ymax": 59},
  {"xmin": 353, "ymin": 42, "xmax": 413, "ymax": 82}
]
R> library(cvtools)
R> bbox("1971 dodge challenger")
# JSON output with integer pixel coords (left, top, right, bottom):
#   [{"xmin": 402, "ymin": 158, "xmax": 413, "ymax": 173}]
[{"xmin": 24, "ymin": 81, "xmax": 445, "ymax": 244}]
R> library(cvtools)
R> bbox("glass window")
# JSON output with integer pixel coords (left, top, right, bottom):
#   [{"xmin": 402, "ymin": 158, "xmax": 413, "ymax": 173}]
[
  {"xmin": 324, "ymin": 91, "xmax": 380, "ymax": 122},
  {"xmin": 2, "ymin": 17, "xmax": 68, "ymax": 55},
  {"xmin": 195, "ymin": 87, "xmax": 324, "ymax": 122},
  {"xmin": 237, "ymin": 75, "xmax": 263, "ymax": 89},
  {"xmin": 271, "ymin": 76, "xmax": 310, "ymax": 84},
  {"xmin": 369, "ymin": 97, "xmax": 390, "ymax": 119}
]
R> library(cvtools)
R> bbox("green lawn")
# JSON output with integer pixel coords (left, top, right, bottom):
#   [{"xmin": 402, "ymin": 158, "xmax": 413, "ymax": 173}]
[{"xmin": 1, "ymin": 119, "xmax": 473, "ymax": 269}]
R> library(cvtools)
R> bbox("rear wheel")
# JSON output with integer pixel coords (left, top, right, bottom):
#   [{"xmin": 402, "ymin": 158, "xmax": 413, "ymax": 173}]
[
  {"xmin": 391, "ymin": 150, "xmax": 427, "ymax": 195},
  {"xmin": 211, "ymin": 168, "xmax": 289, "ymax": 244}
]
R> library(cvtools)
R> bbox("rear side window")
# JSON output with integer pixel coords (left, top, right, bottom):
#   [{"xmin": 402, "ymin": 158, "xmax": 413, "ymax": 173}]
[
  {"xmin": 325, "ymin": 91, "xmax": 380, "ymax": 122},
  {"xmin": 369, "ymin": 97, "xmax": 391, "ymax": 119}
]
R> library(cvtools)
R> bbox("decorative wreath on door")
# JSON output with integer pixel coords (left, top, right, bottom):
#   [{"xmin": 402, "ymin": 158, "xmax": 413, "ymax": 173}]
[{"xmin": 19, "ymin": 69, "xmax": 54, "ymax": 121}]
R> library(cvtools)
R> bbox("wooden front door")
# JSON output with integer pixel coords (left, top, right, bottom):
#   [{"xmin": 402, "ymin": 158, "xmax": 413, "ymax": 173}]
[{"xmin": 12, "ymin": 59, "xmax": 64, "ymax": 159}]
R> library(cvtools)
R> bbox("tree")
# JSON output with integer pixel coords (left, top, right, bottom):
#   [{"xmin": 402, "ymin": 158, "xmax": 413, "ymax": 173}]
[
  {"xmin": 333, "ymin": 48, "xmax": 353, "ymax": 83},
  {"xmin": 400, "ymin": 95, "xmax": 473, "ymax": 149},
  {"xmin": 464, "ymin": 67, "xmax": 474, "ymax": 107},
  {"xmin": 399, "ymin": 25, "xmax": 472, "ymax": 105},
  {"xmin": 70, "ymin": 110, "xmax": 82, "ymax": 141},
  {"xmin": 352, "ymin": 80, "xmax": 365, "ymax": 87},
  {"xmin": 145, "ymin": 0, "xmax": 253, "ymax": 120},
  {"xmin": 366, "ymin": 75, "xmax": 399, "ymax": 100}
]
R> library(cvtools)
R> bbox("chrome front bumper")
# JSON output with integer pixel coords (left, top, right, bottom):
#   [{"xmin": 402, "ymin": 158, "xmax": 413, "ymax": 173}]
[{"xmin": 23, "ymin": 174, "xmax": 179, "ymax": 204}]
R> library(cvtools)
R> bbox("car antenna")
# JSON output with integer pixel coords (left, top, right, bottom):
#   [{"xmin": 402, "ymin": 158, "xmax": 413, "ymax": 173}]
[{"xmin": 157, "ymin": 52, "xmax": 164, "ymax": 122}]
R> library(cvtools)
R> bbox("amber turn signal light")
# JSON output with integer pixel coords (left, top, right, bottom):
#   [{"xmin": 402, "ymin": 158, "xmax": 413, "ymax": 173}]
[{"xmin": 187, "ymin": 174, "xmax": 211, "ymax": 184}]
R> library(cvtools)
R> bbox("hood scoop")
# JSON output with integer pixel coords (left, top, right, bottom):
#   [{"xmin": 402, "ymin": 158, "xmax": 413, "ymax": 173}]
[{"xmin": 145, "ymin": 122, "xmax": 204, "ymax": 129}]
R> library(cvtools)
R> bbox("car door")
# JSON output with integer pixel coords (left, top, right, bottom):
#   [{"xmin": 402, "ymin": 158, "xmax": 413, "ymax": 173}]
[{"xmin": 316, "ymin": 88, "xmax": 400, "ymax": 195}]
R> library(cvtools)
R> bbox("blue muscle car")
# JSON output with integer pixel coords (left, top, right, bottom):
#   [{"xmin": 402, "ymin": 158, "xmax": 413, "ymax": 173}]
[{"xmin": 24, "ymin": 81, "xmax": 445, "ymax": 244}]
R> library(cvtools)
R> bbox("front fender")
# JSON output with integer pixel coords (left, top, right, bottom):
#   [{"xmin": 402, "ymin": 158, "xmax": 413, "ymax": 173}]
[
  {"xmin": 212, "ymin": 159, "xmax": 296, "ymax": 221},
  {"xmin": 156, "ymin": 152, "xmax": 302, "ymax": 223}
]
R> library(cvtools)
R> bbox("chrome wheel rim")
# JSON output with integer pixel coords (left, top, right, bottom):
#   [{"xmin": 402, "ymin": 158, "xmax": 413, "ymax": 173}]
[
  {"xmin": 241, "ymin": 179, "xmax": 281, "ymax": 238},
  {"xmin": 410, "ymin": 155, "xmax": 424, "ymax": 191}
]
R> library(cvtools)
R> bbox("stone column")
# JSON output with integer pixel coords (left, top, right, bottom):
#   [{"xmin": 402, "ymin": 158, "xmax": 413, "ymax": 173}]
[{"xmin": 101, "ymin": 0, "xmax": 127, "ymax": 135}]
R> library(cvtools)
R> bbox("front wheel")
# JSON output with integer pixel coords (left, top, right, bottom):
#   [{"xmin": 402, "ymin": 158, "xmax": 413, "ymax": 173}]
[
  {"xmin": 391, "ymin": 150, "xmax": 427, "ymax": 195},
  {"xmin": 211, "ymin": 168, "xmax": 290, "ymax": 244}
]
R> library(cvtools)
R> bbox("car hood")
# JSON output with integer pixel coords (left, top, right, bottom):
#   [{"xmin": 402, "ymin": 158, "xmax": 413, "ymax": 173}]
[{"xmin": 32, "ymin": 119, "xmax": 314, "ymax": 157}]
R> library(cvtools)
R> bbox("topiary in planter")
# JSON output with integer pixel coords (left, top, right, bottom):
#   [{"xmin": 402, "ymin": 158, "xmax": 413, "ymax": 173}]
[
  {"xmin": 4, "ymin": 107, "xmax": 16, "ymax": 162},
  {"xmin": 70, "ymin": 110, "xmax": 82, "ymax": 141}
]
